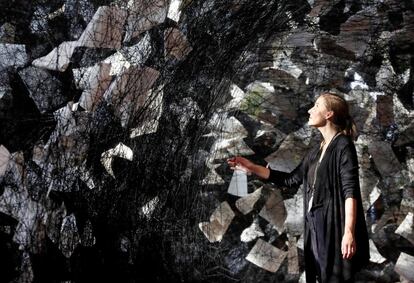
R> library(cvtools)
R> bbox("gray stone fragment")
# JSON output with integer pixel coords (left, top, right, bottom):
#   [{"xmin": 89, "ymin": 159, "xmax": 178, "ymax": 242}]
[
  {"xmin": 308, "ymin": 0, "xmax": 341, "ymax": 18},
  {"xmin": 355, "ymin": 141, "xmax": 380, "ymax": 211},
  {"xmin": 240, "ymin": 218, "xmax": 264, "ymax": 242},
  {"xmin": 101, "ymin": 142, "xmax": 133, "ymax": 178},
  {"xmin": 287, "ymin": 235, "xmax": 300, "ymax": 275},
  {"xmin": 140, "ymin": 196, "xmax": 159, "ymax": 219},
  {"xmin": 394, "ymin": 252, "xmax": 414, "ymax": 282},
  {"xmin": 0, "ymin": 23, "xmax": 16, "ymax": 43},
  {"xmin": 200, "ymin": 165, "xmax": 225, "ymax": 186},
  {"xmin": 245, "ymin": 238, "xmax": 287, "ymax": 273},
  {"xmin": 3, "ymin": 152, "xmax": 25, "ymax": 188},
  {"xmin": 259, "ymin": 189, "xmax": 286, "ymax": 233},
  {"xmin": 30, "ymin": 6, "xmax": 49, "ymax": 35},
  {"xmin": 313, "ymin": 36, "xmax": 356, "ymax": 60},
  {"xmin": 236, "ymin": 187, "xmax": 262, "ymax": 215},
  {"xmin": 13, "ymin": 251, "xmax": 34, "ymax": 283},
  {"xmin": 73, "ymin": 62, "xmax": 112, "ymax": 111},
  {"xmin": 395, "ymin": 120, "xmax": 414, "ymax": 146},
  {"xmin": 170, "ymin": 97, "xmax": 203, "ymax": 133},
  {"xmin": 46, "ymin": 203, "xmax": 66, "ymax": 244},
  {"xmin": 0, "ymin": 145, "xmax": 11, "ymax": 178},
  {"xmin": 284, "ymin": 189, "xmax": 304, "ymax": 236},
  {"xmin": 123, "ymin": 0, "xmax": 168, "ymax": 43},
  {"xmin": 120, "ymin": 33, "xmax": 152, "ymax": 66},
  {"xmin": 78, "ymin": 6, "xmax": 127, "ymax": 49},
  {"xmin": 224, "ymin": 84, "xmax": 246, "ymax": 110},
  {"xmin": 199, "ymin": 201, "xmax": 235, "ymax": 242},
  {"xmin": 104, "ymin": 66, "xmax": 160, "ymax": 127},
  {"xmin": 336, "ymin": 7, "xmax": 383, "ymax": 58},
  {"xmin": 368, "ymin": 140, "xmax": 402, "ymax": 178},
  {"xmin": 167, "ymin": 0, "xmax": 182, "ymax": 22},
  {"xmin": 395, "ymin": 212, "xmax": 414, "ymax": 246},
  {"xmin": 64, "ymin": 0, "xmax": 95, "ymax": 39},
  {"xmin": 164, "ymin": 28, "xmax": 192, "ymax": 60},
  {"xmin": 369, "ymin": 239, "xmax": 386, "ymax": 264},
  {"xmin": 32, "ymin": 41, "xmax": 79, "ymax": 72},
  {"xmin": 285, "ymin": 30, "xmax": 315, "ymax": 47},
  {"xmin": 19, "ymin": 66, "xmax": 66, "ymax": 113},
  {"xmin": 271, "ymin": 49, "xmax": 302, "ymax": 79},
  {"xmin": 81, "ymin": 219, "xmax": 96, "ymax": 247},
  {"xmin": 59, "ymin": 214, "xmax": 80, "ymax": 258},
  {"xmin": 265, "ymin": 133, "xmax": 309, "ymax": 173},
  {"xmin": 130, "ymin": 86, "xmax": 164, "ymax": 138},
  {"xmin": 0, "ymin": 44, "xmax": 27, "ymax": 70},
  {"xmin": 207, "ymin": 115, "xmax": 248, "ymax": 139},
  {"xmin": 0, "ymin": 186, "xmax": 45, "ymax": 252}
]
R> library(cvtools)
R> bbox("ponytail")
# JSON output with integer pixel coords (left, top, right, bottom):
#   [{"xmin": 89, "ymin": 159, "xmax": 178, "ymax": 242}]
[
  {"xmin": 321, "ymin": 92, "xmax": 358, "ymax": 140},
  {"xmin": 342, "ymin": 116, "xmax": 357, "ymax": 140}
]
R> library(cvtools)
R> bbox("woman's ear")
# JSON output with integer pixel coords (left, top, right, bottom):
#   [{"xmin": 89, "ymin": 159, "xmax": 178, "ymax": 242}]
[{"xmin": 325, "ymin": 110, "xmax": 334, "ymax": 120}]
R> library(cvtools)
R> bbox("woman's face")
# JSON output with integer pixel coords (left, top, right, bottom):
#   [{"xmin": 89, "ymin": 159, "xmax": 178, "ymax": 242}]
[{"xmin": 308, "ymin": 96, "xmax": 331, "ymax": 127}]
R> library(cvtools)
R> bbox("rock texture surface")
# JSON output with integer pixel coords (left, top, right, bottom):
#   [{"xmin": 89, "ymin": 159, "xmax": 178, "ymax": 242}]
[{"xmin": 0, "ymin": 0, "xmax": 413, "ymax": 282}]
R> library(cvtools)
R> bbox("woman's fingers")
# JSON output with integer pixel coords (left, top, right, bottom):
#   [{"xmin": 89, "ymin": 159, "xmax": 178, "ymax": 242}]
[{"xmin": 342, "ymin": 243, "xmax": 356, "ymax": 259}]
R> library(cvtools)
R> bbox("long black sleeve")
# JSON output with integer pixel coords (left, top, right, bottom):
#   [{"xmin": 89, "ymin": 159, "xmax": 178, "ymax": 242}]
[{"xmin": 267, "ymin": 160, "xmax": 305, "ymax": 188}]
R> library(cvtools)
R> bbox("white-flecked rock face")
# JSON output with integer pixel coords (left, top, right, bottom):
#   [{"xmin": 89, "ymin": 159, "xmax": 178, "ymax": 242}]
[
  {"xmin": 130, "ymin": 87, "xmax": 164, "ymax": 138},
  {"xmin": 395, "ymin": 212, "xmax": 414, "ymax": 246},
  {"xmin": 336, "ymin": 7, "xmax": 380, "ymax": 58},
  {"xmin": 265, "ymin": 133, "xmax": 309, "ymax": 173},
  {"xmin": 0, "ymin": 44, "xmax": 27, "ymax": 70},
  {"xmin": 240, "ymin": 219, "xmax": 264, "ymax": 242},
  {"xmin": 245, "ymin": 239, "xmax": 287, "ymax": 273},
  {"xmin": 284, "ymin": 189, "xmax": 304, "ymax": 236},
  {"xmin": 394, "ymin": 252, "xmax": 414, "ymax": 282},
  {"xmin": 235, "ymin": 187, "xmax": 262, "ymax": 215},
  {"xmin": 59, "ymin": 214, "xmax": 80, "ymax": 258},
  {"xmin": 369, "ymin": 239, "xmax": 386, "ymax": 264},
  {"xmin": 368, "ymin": 141, "xmax": 402, "ymax": 178},
  {"xmin": 123, "ymin": 0, "xmax": 168, "ymax": 43},
  {"xmin": 287, "ymin": 235, "xmax": 300, "ymax": 275},
  {"xmin": 140, "ymin": 196, "xmax": 160, "ymax": 218},
  {"xmin": 101, "ymin": 142, "xmax": 134, "ymax": 178},
  {"xmin": 74, "ymin": 63, "xmax": 112, "ymax": 111},
  {"xmin": 0, "ymin": 145, "xmax": 11, "ymax": 178},
  {"xmin": 164, "ymin": 28, "xmax": 192, "ymax": 60},
  {"xmin": 0, "ymin": 186, "xmax": 46, "ymax": 252},
  {"xmin": 32, "ymin": 41, "xmax": 79, "ymax": 72},
  {"xmin": 259, "ymin": 189, "xmax": 286, "ymax": 234},
  {"xmin": 103, "ymin": 66, "xmax": 160, "ymax": 127},
  {"xmin": 19, "ymin": 66, "xmax": 66, "ymax": 113},
  {"xmin": 78, "ymin": 6, "xmax": 127, "ymax": 49},
  {"xmin": 167, "ymin": 0, "xmax": 182, "ymax": 22},
  {"xmin": 0, "ymin": 23, "xmax": 16, "ymax": 43}
]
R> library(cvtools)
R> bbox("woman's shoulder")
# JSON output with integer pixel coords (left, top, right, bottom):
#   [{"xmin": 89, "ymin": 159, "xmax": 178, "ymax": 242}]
[{"xmin": 333, "ymin": 134, "xmax": 355, "ymax": 151}]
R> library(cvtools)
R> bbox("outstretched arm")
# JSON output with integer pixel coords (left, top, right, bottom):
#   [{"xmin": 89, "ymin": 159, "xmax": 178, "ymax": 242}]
[
  {"xmin": 227, "ymin": 157, "xmax": 270, "ymax": 179},
  {"xmin": 227, "ymin": 156, "xmax": 304, "ymax": 188}
]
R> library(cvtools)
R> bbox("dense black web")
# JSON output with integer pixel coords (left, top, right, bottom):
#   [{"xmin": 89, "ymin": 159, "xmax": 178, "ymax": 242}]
[{"xmin": 1, "ymin": 0, "xmax": 414, "ymax": 282}]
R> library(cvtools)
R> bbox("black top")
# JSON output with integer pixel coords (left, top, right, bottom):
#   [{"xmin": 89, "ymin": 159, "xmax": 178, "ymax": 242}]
[{"xmin": 267, "ymin": 134, "xmax": 370, "ymax": 282}]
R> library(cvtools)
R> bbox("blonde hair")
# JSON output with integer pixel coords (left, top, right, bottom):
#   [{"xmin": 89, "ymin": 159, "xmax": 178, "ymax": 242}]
[{"xmin": 320, "ymin": 92, "xmax": 357, "ymax": 140}]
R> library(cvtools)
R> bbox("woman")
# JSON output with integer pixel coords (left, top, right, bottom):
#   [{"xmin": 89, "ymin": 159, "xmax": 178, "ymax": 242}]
[{"xmin": 228, "ymin": 93, "xmax": 370, "ymax": 282}]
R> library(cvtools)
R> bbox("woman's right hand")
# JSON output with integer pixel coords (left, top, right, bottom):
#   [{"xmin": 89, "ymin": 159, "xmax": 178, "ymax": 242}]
[
  {"xmin": 227, "ymin": 157, "xmax": 271, "ymax": 179},
  {"xmin": 227, "ymin": 156, "xmax": 256, "ymax": 174}
]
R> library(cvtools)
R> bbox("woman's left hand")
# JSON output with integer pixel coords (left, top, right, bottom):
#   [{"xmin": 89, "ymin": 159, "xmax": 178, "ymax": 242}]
[{"xmin": 341, "ymin": 230, "xmax": 356, "ymax": 259}]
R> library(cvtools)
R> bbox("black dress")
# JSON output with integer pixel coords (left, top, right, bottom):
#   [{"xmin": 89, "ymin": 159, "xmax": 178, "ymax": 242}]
[{"xmin": 268, "ymin": 134, "xmax": 370, "ymax": 283}]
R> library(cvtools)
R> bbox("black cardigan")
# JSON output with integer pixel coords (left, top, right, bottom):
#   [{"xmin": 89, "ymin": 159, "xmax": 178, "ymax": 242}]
[{"xmin": 268, "ymin": 134, "xmax": 370, "ymax": 282}]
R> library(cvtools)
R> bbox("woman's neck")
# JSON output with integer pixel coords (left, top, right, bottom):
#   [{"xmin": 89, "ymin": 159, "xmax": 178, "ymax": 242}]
[{"xmin": 318, "ymin": 125, "xmax": 339, "ymax": 147}]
